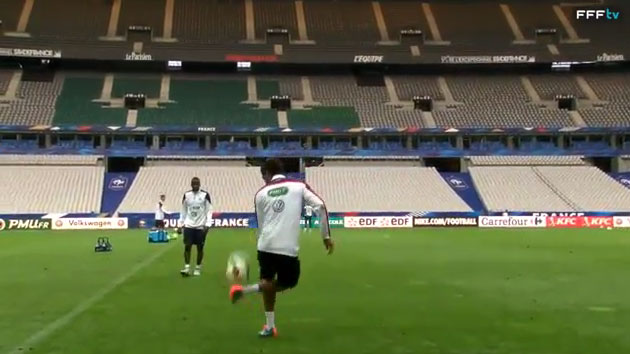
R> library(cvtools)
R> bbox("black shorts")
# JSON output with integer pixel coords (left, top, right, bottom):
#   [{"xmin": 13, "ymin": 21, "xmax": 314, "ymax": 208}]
[
  {"xmin": 305, "ymin": 216, "xmax": 313, "ymax": 227},
  {"xmin": 155, "ymin": 220, "xmax": 165, "ymax": 228},
  {"xmin": 183, "ymin": 228, "xmax": 207, "ymax": 247},
  {"xmin": 258, "ymin": 251, "xmax": 300, "ymax": 289}
]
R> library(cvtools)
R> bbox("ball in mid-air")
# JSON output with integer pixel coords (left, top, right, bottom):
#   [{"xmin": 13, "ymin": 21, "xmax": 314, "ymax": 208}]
[{"xmin": 226, "ymin": 251, "xmax": 249, "ymax": 284}]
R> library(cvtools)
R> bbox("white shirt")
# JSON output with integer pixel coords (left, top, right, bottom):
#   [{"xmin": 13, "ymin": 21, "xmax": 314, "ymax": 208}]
[
  {"xmin": 304, "ymin": 205, "xmax": 313, "ymax": 217},
  {"xmin": 179, "ymin": 190, "xmax": 213, "ymax": 229},
  {"xmin": 255, "ymin": 175, "xmax": 330, "ymax": 257},
  {"xmin": 155, "ymin": 201, "xmax": 169, "ymax": 220}
]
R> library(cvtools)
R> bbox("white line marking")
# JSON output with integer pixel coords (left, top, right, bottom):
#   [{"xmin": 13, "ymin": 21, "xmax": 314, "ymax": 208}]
[
  {"xmin": 7, "ymin": 244, "xmax": 173, "ymax": 354},
  {"xmin": 588, "ymin": 306, "xmax": 616, "ymax": 312}
]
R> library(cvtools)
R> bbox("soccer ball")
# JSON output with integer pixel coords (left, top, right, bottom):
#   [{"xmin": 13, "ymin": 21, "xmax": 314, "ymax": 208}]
[
  {"xmin": 169, "ymin": 230, "xmax": 178, "ymax": 240},
  {"xmin": 226, "ymin": 251, "xmax": 249, "ymax": 284}
]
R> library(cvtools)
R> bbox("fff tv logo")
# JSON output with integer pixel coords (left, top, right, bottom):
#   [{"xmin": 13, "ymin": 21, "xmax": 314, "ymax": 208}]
[{"xmin": 576, "ymin": 8, "xmax": 620, "ymax": 20}]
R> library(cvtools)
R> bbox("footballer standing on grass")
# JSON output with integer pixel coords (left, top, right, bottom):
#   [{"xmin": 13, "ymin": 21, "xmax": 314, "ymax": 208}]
[
  {"xmin": 230, "ymin": 158, "xmax": 334, "ymax": 337},
  {"xmin": 178, "ymin": 177, "xmax": 213, "ymax": 277},
  {"xmin": 155, "ymin": 194, "xmax": 169, "ymax": 230},
  {"xmin": 304, "ymin": 204, "xmax": 314, "ymax": 232}
]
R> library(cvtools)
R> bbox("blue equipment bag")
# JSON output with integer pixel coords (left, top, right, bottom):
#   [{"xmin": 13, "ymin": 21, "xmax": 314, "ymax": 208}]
[{"xmin": 148, "ymin": 229, "xmax": 169, "ymax": 243}]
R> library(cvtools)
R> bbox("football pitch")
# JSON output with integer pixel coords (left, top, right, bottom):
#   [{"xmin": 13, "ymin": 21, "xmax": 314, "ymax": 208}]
[{"xmin": 1, "ymin": 228, "xmax": 629, "ymax": 354}]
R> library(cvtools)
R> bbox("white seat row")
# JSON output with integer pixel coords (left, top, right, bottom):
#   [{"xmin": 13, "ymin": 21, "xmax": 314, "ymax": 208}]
[
  {"xmin": 118, "ymin": 166, "xmax": 263, "ymax": 213},
  {"xmin": 0, "ymin": 166, "xmax": 103, "ymax": 213},
  {"xmin": 536, "ymin": 166, "xmax": 630, "ymax": 211},
  {"xmin": 469, "ymin": 155, "xmax": 585, "ymax": 166},
  {"xmin": 0, "ymin": 154, "xmax": 101, "ymax": 165},
  {"xmin": 305, "ymin": 166, "xmax": 471, "ymax": 212},
  {"xmin": 469, "ymin": 166, "xmax": 572, "ymax": 212}
]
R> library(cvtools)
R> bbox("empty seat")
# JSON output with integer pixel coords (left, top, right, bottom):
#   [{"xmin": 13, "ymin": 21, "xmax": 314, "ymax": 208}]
[
  {"xmin": 306, "ymin": 166, "xmax": 471, "ymax": 212},
  {"xmin": 0, "ymin": 166, "xmax": 103, "ymax": 213},
  {"xmin": 118, "ymin": 166, "xmax": 263, "ymax": 213},
  {"xmin": 470, "ymin": 166, "xmax": 572, "ymax": 212}
]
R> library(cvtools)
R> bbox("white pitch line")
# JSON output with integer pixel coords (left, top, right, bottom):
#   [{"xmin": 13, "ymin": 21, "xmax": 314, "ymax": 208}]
[
  {"xmin": 7, "ymin": 244, "xmax": 174, "ymax": 354},
  {"xmin": 588, "ymin": 306, "xmax": 616, "ymax": 312}
]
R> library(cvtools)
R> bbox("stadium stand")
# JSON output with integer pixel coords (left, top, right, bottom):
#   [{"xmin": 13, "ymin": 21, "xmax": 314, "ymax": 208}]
[
  {"xmin": 0, "ymin": 154, "xmax": 100, "ymax": 165},
  {"xmin": 380, "ymin": 2, "xmax": 428, "ymax": 42},
  {"xmin": 469, "ymin": 166, "xmax": 574, "ymax": 212},
  {"xmin": 0, "ymin": 164, "xmax": 104, "ymax": 213},
  {"xmin": 1, "ymin": 72, "xmax": 629, "ymax": 128},
  {"xmin": 536, "ymin": 166, "xmax": 630, "ymax": 211},
  {"xmin": 529, "ymin": 74, "xmax": 587, "ymax": 100},
  {"xmin": 173, "ymin": 0, "xmax": 245, "ymax": 43},
  {"xmin": 27, "ymin": 0, "xmax": 110, "ymax": 39},
  {"xmin": 431, "ymin": 3, "xmax": 511, "ymax": 45},
  {"xmin": 118, "ymin": 0, "xmax": 165, "ymax": 38},
  {"xmin": 0, "ymin": 76, "xmax": 63, "ymax": 125},
  {"xmin": 509, "ymin": 3, "xmax": 568, "ymax": 40},
  {"xmin": 304, "ymin": 1, "xmax": 379, "ymax": 44},
  {"xmin": 468, "ymin": 156, "xmax": 585, "ymax": 166},
  {"xmin": 113, "ymin": 77, "xmax": 161, "ymax": 98},
  {"xmin": 118, "ymin": 166, "xmax": 262, "ymax": 213},
  {"xmin": 305, "ymin": 166, "xmax": 472, "ymax": 212},
  {"xmin": 392, "ymin": 75, "xmax": 444, "ymax": 101},
  {"xmin": 309, "ymin": 76, "xmax": 423, "ymax": 127},
  {"xmin": 254, "ymin": 0, "xmax": 298, "ymax": 41},
  {"xmin": 53, "ymin": 76, "xmax": 127, "ymax": 126},
  {"xmin": 0, "ymin": 0, "xmax": 23, "ymax": 33},
  {"xmin": 137, "ymin": 79, "xmax": 278, "ymax": 126},
  {"xmin": 580, "ymin": 73, "xmax": 630, "ymax": 126},
  {"xmin": 0, "ymin": 70, "xmax": 12, "ymax": 94},
  {"xmin": 433, "ymin": 76, "xmax": 573, "ymax": 128},
  {"xmin": 584, "ymin": 73, "xmax": 630, "ymax": 102}
]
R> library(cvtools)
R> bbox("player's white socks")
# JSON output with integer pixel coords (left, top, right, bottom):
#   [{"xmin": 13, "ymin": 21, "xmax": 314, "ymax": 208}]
[
  {"xmin": 184, "ymin": 264, "xmax": 190, "ymax": 269},
  {"xmin": 265, "ymin": 311, "xmax": 275, "ymax": 329},
  {"xmin": 195, "ymin": 265, "xmax": 201, "ymax": 269},
  {"xmin": 243, "ymin": 284, "xmax": 260, "ymax": 294}
]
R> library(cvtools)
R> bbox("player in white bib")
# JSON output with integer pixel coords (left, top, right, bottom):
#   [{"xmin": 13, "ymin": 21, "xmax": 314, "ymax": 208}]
[
  {"xmin": 154, "ymin": 194, "xmax": 169, "ymax": 229},
  {"xmin": 229, "ymin": 159, "xmax": 334, "ymax": 338},
  {"xmin": 177, "ymin": 177, "xmax": 213, "ymax": 277},
  {"xmin": 303, "ymin": 205, "xmax": 314, "ymax": 232}
]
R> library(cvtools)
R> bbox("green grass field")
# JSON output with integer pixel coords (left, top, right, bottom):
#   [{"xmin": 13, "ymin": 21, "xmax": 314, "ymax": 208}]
[{"xmin": 1, "ymin": 228, "xmax": 630, "ymax": 354}]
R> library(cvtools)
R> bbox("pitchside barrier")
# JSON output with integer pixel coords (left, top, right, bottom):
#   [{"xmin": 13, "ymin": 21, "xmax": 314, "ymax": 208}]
[{"xmin": 2, "ymin": 213, "xmax": 630, "ymax": 231}]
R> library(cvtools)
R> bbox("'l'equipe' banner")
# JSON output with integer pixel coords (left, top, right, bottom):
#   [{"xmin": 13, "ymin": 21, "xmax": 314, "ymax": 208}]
[
  {"xmin": 52, "ymin": 218, "xmax": 128, "ymax": 230},
  {"xmin": 344, "ymin": 216, "xmax": 412, "ymax": 228},
  {"xmin": 414, "ymin": 217, "xmax": 478, "ymax": 227},
  {"xmin": 478, "ymin": 216, "xmax": 547, "ymax": 228}
]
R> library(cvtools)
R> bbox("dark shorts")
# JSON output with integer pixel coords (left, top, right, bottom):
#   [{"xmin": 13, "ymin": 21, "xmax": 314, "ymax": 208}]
[
  {"xmin": 305, "ymin": 216, "xmax": 313, "ymax": 227},
  {"xmin": 183, "ymin": 228, "xmax": 207, "ymax": 247},
  {"xmin": 258, "ymin": 251, "xmax": 300, "ymax": 289},
  {"xmin": 155, "ymin": 219, "xmax": 165, "ymax": 228}
]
